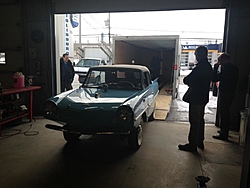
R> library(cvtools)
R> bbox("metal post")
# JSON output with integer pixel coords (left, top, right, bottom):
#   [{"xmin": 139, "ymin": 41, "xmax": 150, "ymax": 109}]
[
  {"xmin": 79, "ymin": 14, "xmax": 81, "ymax": 45},
  {"xmin": 108, "ymin": 13, "xmax": 111, "ymax": 46}
]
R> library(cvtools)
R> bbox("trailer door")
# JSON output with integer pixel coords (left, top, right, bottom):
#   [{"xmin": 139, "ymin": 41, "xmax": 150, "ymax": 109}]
[{"xmin": 172, "ymin": 38, "xmax": 181, "ymax": 99}]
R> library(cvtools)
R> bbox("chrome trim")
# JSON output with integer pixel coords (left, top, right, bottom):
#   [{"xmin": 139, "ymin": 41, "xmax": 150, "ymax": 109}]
[
  {"xmin": 84, "ymin": 106, "xmax": 98, "ymax": 109},
  {"xmin": 54, "ymin": 121, "xmax": 66, "ymax": 125},
  {"xmin": 96, "ymin": 132, "xmax": 130, "ymax": 135},
  {"xmin": 134, "ymin": 90, "xmax": 159, "ymax": 121},
  {"xmin": 148, "ymin": 90, "xmax": 159, "ymax": 106},
  {"xmin": 77, "ymin": 73, "xmax": 87, "ymax": 76},
  {"xmin": 134, "ymin": 107, "xmax": 148, "ymax": 121}
]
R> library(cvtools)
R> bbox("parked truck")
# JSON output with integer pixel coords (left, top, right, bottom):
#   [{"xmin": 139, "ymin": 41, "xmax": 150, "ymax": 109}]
[
  {"xmin": 74, "ymin": 46, "xmax": 111, "ymax": 83},
  {"xmin": 112, "ymin": 35, "xmax": 181, "ymax": 98}
]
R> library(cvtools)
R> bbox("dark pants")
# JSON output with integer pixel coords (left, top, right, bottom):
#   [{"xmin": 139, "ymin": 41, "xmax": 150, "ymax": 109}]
[
  {"xmin": 188, "ymin": 103, "xmax": 206, "ymax": 146},
  {"xmin": 61, "ymin": 82, "xmax": 72, "ymax": 92},
  {"xmin": 151, "ymin": 69, "xmax": 160, "ymax": 81},
  {"xmin": 218, "ymin": 92, "xmax": 235, "ymax": 138},
  {"xmin": 215, "ymin": 91, "xmax": 220, "ymax": 127}
]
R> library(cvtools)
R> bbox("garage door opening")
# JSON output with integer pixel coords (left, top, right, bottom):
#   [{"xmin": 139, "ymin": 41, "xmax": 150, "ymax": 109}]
[{"xmin": 54, "ymin": 9, "xmax": 226, "ymax": 122}]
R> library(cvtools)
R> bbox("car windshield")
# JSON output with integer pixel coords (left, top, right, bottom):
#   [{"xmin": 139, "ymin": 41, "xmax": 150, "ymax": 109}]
[
  {"xmin": 75, "ymin": 59, "xmax": 100, "ymax": 67},
  {"xmin": 83, "ymin": 69, "xmax": 142, "ymax": 90}
]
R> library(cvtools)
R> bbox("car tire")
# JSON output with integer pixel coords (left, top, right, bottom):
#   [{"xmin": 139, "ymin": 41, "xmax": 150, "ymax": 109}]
[
  {"xmin": 63, "ymin": 131, "xmax": 80, "ymax": 142},
  {"xmin": 128, "ymin": 119, "xmax": 143, "ymax": 150}
]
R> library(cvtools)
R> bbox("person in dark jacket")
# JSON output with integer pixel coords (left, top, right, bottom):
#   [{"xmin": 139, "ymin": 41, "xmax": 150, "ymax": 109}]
[
  {"xmin": 178, "ymin": 46, "xmax": 212, "ymax": 152},
  {"xmin": 212, "ymin": 53, "xmax": 239, "ymax": 141},
  {"xmin": 150, "ymin": 51, "xmax": 162, "ymax": 81},
  {"xmin": 60, "ymin": 53, "xmax": 75, "ymax": 92}
]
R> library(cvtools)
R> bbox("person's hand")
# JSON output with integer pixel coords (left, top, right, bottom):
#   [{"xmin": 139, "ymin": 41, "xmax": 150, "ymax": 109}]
[
  {"xmin": 214, "ymin": 62, "xmax": 220, "ymax": 68},
  {"xmin": 214, "ymin": 59, "xmax": 221, "ymax": 66}
]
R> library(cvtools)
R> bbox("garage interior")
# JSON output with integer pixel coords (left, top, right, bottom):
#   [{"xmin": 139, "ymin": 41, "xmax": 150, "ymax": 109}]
[{"xmin": 0, "ymin": 0, "xmax": 250, "ymax": 187}]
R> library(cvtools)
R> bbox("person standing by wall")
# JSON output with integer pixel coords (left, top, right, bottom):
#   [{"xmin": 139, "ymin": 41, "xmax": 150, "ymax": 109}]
[
  {"xmin": 60, "ymin": 53, "xmax": 75, "ymax": 92},
  {"xmin": 178, "ymin": 46, "xmax": 212, "ymax": 152},
  {"xmin": 150, "ymin": 51, "xmax": 162, "ymax": 81},
  {"xmin": 212, "ymin": 53, "xmax": 239, "ymax": 141}
]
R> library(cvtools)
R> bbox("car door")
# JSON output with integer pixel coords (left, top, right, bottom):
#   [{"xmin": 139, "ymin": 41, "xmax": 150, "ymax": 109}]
[{"xmin": 143, "ymin": 71, "xmax": 158, "ymax": 117}]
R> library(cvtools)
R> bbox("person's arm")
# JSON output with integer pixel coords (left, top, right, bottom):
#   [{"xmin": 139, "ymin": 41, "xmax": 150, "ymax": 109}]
[
  {"xmin": 160, "ymin": 57, "xmax": 163, "ymax": 75},
  {"xmin": 220, "ymin": 64, "xmax": 238, "ymax": 84},
  {"xmin": 150, "ymin": 57, "xmax": 154, "ymax": 70},
  {"xmin": 183, "ymin": 68, "xmax": 198, "ymax": 86},
  {"xmin": 60, "ymin": 58, "xmax": 64, "ymax": 80},
  {"xmin": 212, "ymin": 64, "xmax": 221, "ymax": 82},
  {"xmin": 69, "ymin": 60, "xmax": 75, "ymax": 82}
]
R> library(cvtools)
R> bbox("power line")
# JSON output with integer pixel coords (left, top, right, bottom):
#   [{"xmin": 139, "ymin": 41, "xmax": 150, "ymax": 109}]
[
  {"xmin": 81, "ymin": 15, "xmax": 103, "ymax": 33},
  {"xmin": 89, "ymin": 14, "xmax": 104, "ymax": 27},
  {"xmin": 110, "ymin": 27, "xmax": 223, "ymax": 34}
]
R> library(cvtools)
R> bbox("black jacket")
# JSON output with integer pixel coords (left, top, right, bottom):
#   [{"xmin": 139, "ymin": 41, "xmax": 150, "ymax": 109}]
[
  {"xmin": 60, "ymin": 57, "xmax": 75, "ymax": 86},
  {"xmin": 183, "ymin": 59, "xmax": 212, "ymax": 105},
  {"xmin": 212, "ymin": 63, "xmax": 239, "ymax": 93}
]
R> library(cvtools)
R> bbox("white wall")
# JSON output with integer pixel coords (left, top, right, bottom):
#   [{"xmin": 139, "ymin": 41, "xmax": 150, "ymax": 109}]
[{"xmin": 54, "ymin": 14, "xmax": 75, "ymax": 93}]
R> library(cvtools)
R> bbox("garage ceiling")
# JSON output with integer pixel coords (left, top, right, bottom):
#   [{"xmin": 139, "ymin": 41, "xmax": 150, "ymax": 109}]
[
  {"xmin": 52, "ymin": 0, "xmax": 228, "ymax": 14},
  {"xmin": 0, "ymin": 0, "xmax": 19, "ymax": 5}
]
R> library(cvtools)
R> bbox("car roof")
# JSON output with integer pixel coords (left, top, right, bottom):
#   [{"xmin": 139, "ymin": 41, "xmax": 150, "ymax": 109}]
[{"xmin": 90, "ymin": 64, "xmax": 150, "ymax": 72}]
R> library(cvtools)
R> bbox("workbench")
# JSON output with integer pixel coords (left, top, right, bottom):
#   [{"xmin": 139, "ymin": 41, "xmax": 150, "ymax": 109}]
[{"xmin": 0, "ymin": 86, "xmax": 41, "ymax": 136}]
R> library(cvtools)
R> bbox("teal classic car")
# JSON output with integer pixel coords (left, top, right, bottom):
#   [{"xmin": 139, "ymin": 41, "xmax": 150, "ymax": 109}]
[{"xmin": 44, "ymin": 65, "xmax": 159, "ymax": 150}]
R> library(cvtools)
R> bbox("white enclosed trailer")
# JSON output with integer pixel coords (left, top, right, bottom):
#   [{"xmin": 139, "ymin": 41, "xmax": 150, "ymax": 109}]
[
  {"xmin": 112, "ymin": 35, "xmax": 181, "ymax": 98},
  {"xmin": 84, "ymin": 47, "xmax": 109, "ymax": 64}
]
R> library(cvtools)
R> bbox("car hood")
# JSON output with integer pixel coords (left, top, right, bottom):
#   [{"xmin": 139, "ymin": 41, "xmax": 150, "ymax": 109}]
[
  {"xmin": 51, "ymin": 87, "xmax": 141, "ymax": 108},
  {"xmin": 74, "ymin": 66, "xmax": 89, "ymax": 72}
]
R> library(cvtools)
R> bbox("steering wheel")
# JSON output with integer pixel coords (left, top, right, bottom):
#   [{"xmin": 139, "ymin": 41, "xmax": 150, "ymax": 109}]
[{"xmin": 118, "ymin": 81, "xmax": 135, "ymax": 87}]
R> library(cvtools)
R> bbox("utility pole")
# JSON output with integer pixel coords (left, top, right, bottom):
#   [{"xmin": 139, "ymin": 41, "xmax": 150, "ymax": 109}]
[
  {"xmin": 79, "ymin": 14, "xmax": 81, "ymax": 45},
  {"xmin": 104, "ymin": 13, "xmax": 111, "ymax": 46},
  {"xmin": 108, "ymin": 13, "xmax": 111, "ymax": 46}
]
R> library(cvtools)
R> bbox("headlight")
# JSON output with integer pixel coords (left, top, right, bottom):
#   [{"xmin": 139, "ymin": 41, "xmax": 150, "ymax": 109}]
[
  {"xmin": 117, "ymin": 106, "xmax": 133, "ymax": 122},
  {"xmin": 43, "ymin": 101, "xmax": 57, "ymax": 117}
]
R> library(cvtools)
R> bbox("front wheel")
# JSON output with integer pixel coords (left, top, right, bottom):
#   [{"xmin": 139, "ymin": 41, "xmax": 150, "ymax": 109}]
[
  {"xmin": 128, "ymin": 119, "xmax": 143, "ymax": 150},
  {"xmin": 63, "ymin": 132, "xmax": 81, "ymax": 142}
]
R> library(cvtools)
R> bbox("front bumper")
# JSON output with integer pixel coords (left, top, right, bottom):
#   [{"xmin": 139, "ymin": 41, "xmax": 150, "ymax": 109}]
[{"xmin": 45, "ymin": 124, "xmax": 131, "ymax": 135}]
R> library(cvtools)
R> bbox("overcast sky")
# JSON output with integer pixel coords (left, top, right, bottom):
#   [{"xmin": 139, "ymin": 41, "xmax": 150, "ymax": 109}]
[{"xmin": 72, "ymin": 9, "xmax": 226, "ymax": 44}]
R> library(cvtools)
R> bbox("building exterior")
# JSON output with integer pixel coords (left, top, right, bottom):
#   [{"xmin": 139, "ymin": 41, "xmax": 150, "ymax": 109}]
[{"xmin": 180, "ymin": 43, "xmax": 222, "ymax": 69}]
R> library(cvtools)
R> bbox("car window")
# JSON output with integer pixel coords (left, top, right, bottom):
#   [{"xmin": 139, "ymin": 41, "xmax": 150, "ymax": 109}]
[
  {"xmin": 143, "ymin": 72, "xmax": 151, "ymax": 88},
  {"xmin": 85, "ymin": 70, "xmax": 104, "ymax": 85},
  {"xmin": 76, "ymin": 59, "xmax": 100, "ymax": 67},
  {"xmin": 84, "ymin": 69, "xmax": 142, "ymax": 90}
]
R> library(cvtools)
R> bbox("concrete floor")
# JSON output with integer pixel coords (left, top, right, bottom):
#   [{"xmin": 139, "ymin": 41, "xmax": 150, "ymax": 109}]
[{"xmin": 0, "ymin": 117, "xmax": 243, "ymax": 188}]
